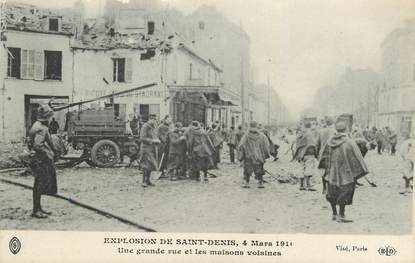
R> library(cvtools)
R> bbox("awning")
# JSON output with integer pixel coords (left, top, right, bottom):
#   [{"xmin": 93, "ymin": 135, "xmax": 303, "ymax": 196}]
[
  {"xmin": 168, "ymin": 85, "xmax": 238, "ymax": 107},
  {"xmin": 204, "ymin": 92, "xmax": 237, "ymax": 106}
]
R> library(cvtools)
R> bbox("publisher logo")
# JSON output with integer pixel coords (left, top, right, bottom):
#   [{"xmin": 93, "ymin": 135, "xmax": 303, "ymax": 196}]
[
  {"xmin": 9, "ymin": 237, "xmax": 21, "ymax": 255},
  {"xmin": 377, "ymin": 246, "xmax": 396, "ymax": 256}
]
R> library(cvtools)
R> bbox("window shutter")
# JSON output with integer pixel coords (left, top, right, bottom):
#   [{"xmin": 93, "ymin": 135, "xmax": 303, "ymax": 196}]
[
  {"xmin": 125, "ymin": 58, "xmax": 132, "ymax": 82},
  {"xmin": 34, "ymin": 50, "xmax": 44, "ymax": 80},
  {"xmin": 28, "ymin": 50, "xmax": 35, "ymax": 79},
  {"xmin": 21, "ymin": 49, "xmax": 28, "ymax": 79}
]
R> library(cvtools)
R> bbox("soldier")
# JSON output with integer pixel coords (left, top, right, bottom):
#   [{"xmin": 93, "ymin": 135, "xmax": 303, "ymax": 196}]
[
  {"xmin": 166, "ymin": 122, "xmax": 187, "ymax": 181},
  {"xmin": 399, "ymin": 135, "xmax": 414, "ymax": 195},
  {"xmin": 48, "ymin": 117, "xmax": 59, "ymax": 134},
  {"xmin": 185, "ymin": 121, "xmax": 215, "ymax": 182},
  {"xmin": 317, "ymin": 117, "xmax": 335, "ymax": 194},
  {"xmin": 130, "ymin": 114, "xmax": 139, "ymax": 135},
  {"xmin": 227, "ymin": 126, "xmax": 237, "ymax": 163},
  {"xmin": 28, "ymin": 104, "xmax": 58, "ymax": 218},
  {"xmin": 235, "ymin": 125, "xmax": 245, "ymax": 146},
  {"xmin": 208, "ymin": 123, "xmax": 223, "ymax": 169},
  {"xmin": 388, "ymin": 127, "xmax": 398, "ymax": 155},
  {"xmin": 139, "ymin": 115, "xmax": 161, "ymax": 187},
  {"xmin": 156, "ymin": 115, "xmax": 171, "ymax": 177},
  {"xmin": 238, "ymin": 121, "xmax": 270, "ymax": 189},
  {"xmin": 293, "ymin": 122, "xmax": 318, "ymax": 191},
  {"xmin": 322, "ymin": 120, "xmax": 369, "ymax": 223}
]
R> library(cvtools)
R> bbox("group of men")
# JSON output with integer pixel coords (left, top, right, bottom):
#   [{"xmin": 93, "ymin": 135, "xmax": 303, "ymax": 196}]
[
  {"xmin": 291, "ymin": 115, "xmax": 414, "ymax": 222},
  {"xmin": 292, "ymin": 117, "xmax": 370, "ymax": 222},
  {"xmin": 361, "ymin": 126, "xmax": 398, "ymax": 155},
  {"xmin": 25, "ymin": 103, "xmax": 413, "ymax": 222},
  {"xmin": 135, "ymin": 114, "xmax": 279, "ymax": 188}
]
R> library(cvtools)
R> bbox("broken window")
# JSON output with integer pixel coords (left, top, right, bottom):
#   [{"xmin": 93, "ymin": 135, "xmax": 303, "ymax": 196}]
[
  {"xmin": 44, "ymin": 51, "xmax": 62, "ymax": 80},
  {"xmin": 140, "ymin": 49, "xmax": 156, "ymax": 60},
  {"xmin": 7, "ymin": 47, "xmax": 20, "ymax": 78},
  {"xmin": 147, "ymin": 21, "xmax": 155, "ymax": 35},
  {"xmin": 49, "ymin": 18, "xmax": 59, "ymax": 31}
]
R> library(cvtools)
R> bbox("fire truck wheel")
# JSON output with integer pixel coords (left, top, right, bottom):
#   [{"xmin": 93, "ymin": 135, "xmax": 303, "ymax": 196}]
[{"xmin": 91, "ymin": 139, "xmax": 120, "ymax": 167}]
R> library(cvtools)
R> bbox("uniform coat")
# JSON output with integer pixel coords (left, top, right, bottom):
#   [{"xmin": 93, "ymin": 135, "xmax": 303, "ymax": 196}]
[
  {"xmin": 185, "ymin": 126, "xmax": 215, "ymax": 172},
  {"xmin": 139, "ymin": 122, "xmax": 158, "ymax": 171},
  {"xmin": 166, "ymin": 128, "xmax": 186, "ymax": 171},
  {"xmin": 238, "ymin": 128, "xmax": 270, "ymax": 179},
  {"xmin": 323, "ymin": 132, "xmax": 369, "ymax": 205},
  {"xmin": 28, "ymin": 121, "xmax": 57, "ymax": 195}
]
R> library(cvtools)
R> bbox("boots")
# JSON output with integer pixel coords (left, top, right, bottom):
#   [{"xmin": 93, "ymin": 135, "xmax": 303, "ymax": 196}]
[
  {"xmin": 170, "ymin": 170, "xmax": 177, "ymax": 181},
  {"xmin": 305, "ymin": 176, "xmax": 316, "ymax": 191},
  {"xmin": 203, "ymin": 171, "xmax": 209, "ymax": 182},
  {"xmin": 299, "ymin": 178, "xmax": 305, "ymax": 190},
  {"xmin": 32, "ymin": 193, "xmax": 48, "ymax": 218}
]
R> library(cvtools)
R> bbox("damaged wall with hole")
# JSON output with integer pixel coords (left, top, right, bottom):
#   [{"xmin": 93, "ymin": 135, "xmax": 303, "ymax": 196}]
[{"xmin": 72, "ymin": 47, "xmax": 168, "ymax": 121}]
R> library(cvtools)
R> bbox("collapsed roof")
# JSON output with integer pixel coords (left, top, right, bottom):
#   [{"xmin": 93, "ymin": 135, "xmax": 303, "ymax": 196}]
[
  {"xmin": 72, "ymin": 17, "xmax": 172, "ymax": 51},
  {"xmin": 2, "ymin": 2, "xmax": 73, "ymax": 35}
]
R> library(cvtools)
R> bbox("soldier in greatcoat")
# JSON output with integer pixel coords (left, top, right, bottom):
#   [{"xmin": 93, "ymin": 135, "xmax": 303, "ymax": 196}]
[
  {"xmin": 156, "ymin": 115, "xmax": 171, "ymax": 177},
  {"xmin": 227, "ymin": 126, "xmax": 237, "ymax": 163},
  {"xmin": 317, "ymin": 117, "xmax": 335, "ymax": 194},
  {"xmin": 28, "ymin": 104, "xmax": 58, "ymax": 218},
  {"xmin": 139, "ymin": 115, "xmax": 161, "ymax": 187},
  {"xmin": 185, "ymin": 121, "xmax": 215, "ymax": 182},
  {"xmin": 293, "ymin": 122, "xmax": 318, "ymax": 191},
  {"xmin": 166, "ymin": 122, "xmax": 187, "ymax": 180},
  {"xmin": 238, "ymin": 121, "xmax": 270, "ymax": 188},
  {"xmin": 320, "ymin": 120, "xmax": 369, "ymax": 223},
  {"xmin": 208, "ymin": 123, "xmax": 223, "ymax": 169}
]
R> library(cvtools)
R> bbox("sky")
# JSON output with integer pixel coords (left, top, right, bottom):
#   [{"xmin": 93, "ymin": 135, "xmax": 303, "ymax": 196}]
[{"xmin": 13, "ymin": 0, "xmax": 415, "ymax": 118}]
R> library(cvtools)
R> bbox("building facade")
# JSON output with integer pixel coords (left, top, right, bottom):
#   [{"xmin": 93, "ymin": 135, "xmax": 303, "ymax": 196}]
[
  {"xmin": 378, "ymin": 19, "xmax": 415, "ymax": 137},
  {"xmin": 72, "ymin": 42, "xmax": 228, "ymax": 127},
  {"xmin": 0, "ymin": 1, "xmax": 252, "ymax": 142},
  {"xmin": 1, "ymin": 3, "xmax": 74, "ymax": 141}
]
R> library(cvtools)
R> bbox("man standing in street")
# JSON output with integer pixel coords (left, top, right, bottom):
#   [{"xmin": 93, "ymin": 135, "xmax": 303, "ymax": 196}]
[
  {"xmin": 317, "ymin": 117, "xmax": 335, "ymax": 194},
  {"xmin": 139, "ymin": 115, "xmax": 161, "ymax": 187},
  {"xmin": 293, "ymin": 122, "xmax": 318, "ymax": 191},
  {"xmin": 375, "ymin": 128, "xmax": 385, "ymax": 154},
  {"xmin": 156, "ymin": 115, "xmax": 171, "ymax": 177},
  {"xmin": 185, "ymin": 121, "xmax": 215, "ymax": 182},
  {"xmin": 227, "ymin": 126, "xmax": 237, "ymax": 163},
  {"xmin": 166, "ymin": 122, "xmax": 187, "ymax": 181},
  {"xmin": 322, "ymin": 119, "xmax": 369, "ymax": 223},
  {"xmin": 28, "ymin": 104, "xmax": 58, "ymax": 218},
  {"xmin": 48, "ymin": 117, "xmax": 59, "ymax": 135},
  {"xmin": 130, "ymin": 114, "xmax": 139, "ymax": 135},
  {"xmin": 208, "ymin": 123, "xmax": 223, "ymax": 169},
  {"xmin": 238, "ymin": 121, "xmax": 270, "ymax": 188},
  {"xmin": 235, "ymin": 125, "xmax": 245, "ymax": 146},
  {"xmin": 388, "ymin": 128, "xmax": 398, "ymax": 155}
]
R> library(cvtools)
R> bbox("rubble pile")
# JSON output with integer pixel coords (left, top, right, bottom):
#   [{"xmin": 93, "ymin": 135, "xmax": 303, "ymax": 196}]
[
  {"xmin": 3, "ymin": 2, "xmax": 73, "ymax": 34},
  {"xmin": 0, "ymin": 142, "xmax": 27, "ymax": 169},
  {"xmin": 73, "ymin": 18, "xmax": 173, "ymax": 52}
]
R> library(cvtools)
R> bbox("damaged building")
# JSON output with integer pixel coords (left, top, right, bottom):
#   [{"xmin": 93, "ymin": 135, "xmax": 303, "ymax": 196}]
[
  {"xmin": 0, "ymin": 2, "xmax": 75, "ymax": 141},
  {"xmin": 0, "ymin": 1, "xmax": 237, "ymax": 141}
]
